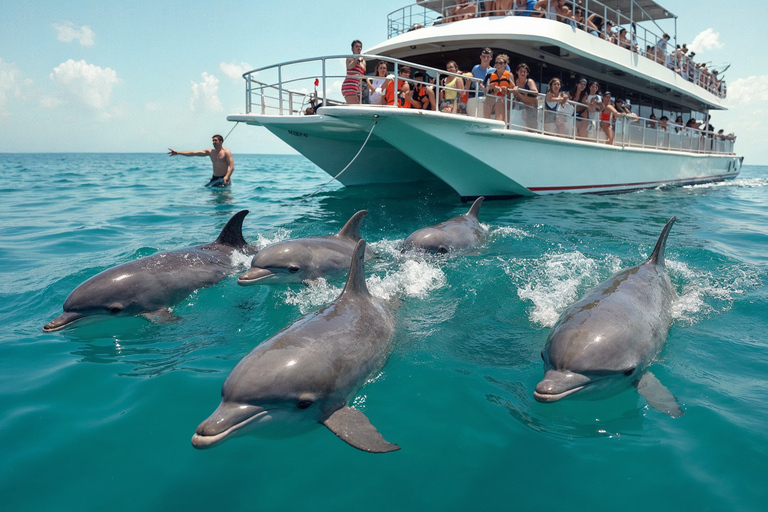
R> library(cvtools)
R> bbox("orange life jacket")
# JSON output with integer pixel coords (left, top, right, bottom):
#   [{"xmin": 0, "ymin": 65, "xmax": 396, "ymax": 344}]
[
  {"xmin": 488, "ymin": 70, "xmax": 511, "ymax": 97},
  {"xmin": 385, "ymin": 79, "xmax": 412, "ymax": 108}
]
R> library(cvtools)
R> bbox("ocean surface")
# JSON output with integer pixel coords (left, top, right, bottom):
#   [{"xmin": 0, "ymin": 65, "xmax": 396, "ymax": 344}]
[{"xmin": 1, "ymin": 153, "xmax": 766, "ymax": 512}]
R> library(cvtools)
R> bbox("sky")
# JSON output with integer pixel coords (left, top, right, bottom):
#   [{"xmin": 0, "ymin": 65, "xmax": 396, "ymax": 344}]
[{"xmin": 0, "ymin": 0, "xmax": 765, "ymax": 164}]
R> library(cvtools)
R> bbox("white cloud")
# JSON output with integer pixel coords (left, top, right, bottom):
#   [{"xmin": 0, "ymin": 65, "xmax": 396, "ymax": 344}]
[
  {"xmin": 725, "ymin": 76, "xmax": 768, "ymax": 107},
  {"xmin": 689, "ymin": 28, "xmax": 724, "ymax": 54},
  {"xmin": 190, "ymin": 72, "xmax": 223, "ymax": 112},
  {"xmin": 53, "ymin": 22, "xmax": 95, "ymax": 47},
  {"xmin": 0, "ymin": 58, "xmax": 21, "ymax": 115},
  {"xmin": 220, "ymin": 62, "xmax": 253, "ymax": 82},
  {"xmin": 49, "ymin": 59, "xmax": 119, "ymax": 109}
]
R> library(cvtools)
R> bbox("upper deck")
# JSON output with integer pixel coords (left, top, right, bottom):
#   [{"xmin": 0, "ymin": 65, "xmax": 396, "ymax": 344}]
[{"xmin": 371, "ymin": 1, "xmax": 726, "ymax": 113}]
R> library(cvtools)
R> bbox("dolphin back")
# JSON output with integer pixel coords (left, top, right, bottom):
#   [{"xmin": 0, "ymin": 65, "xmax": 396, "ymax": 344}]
[
  {"xmin": 341, "ymin": 239, "xmax": 370, "ymax": 298},
  {"xmin": 465, "ymin": 196, "xmax": 485, "ymax": 221},
  {"xmin": 336, "ymin": 210, "xmax": 368, "ymax": 241},
  {"xmin": 648, "ymin": 216, "xmax": 676, "ymax": 267},
  {"xmin": 214, "ymin": 210, "xmax": 250, "ymax": 248}
]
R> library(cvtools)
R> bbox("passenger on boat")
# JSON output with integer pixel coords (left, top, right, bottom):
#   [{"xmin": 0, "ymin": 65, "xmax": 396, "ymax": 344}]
[
  {"xmin": 618, "ymin": 28, "xmax": 636, "ymax": 51},
  {"xmin": 512, "ymin": 0, "xmax": 537, "ymax": 16},
  {"xmin": 367, "ymin": 61, "xmax": 394, "ymax": 106},
  {"xmin": 655, "ymin": 33, "xmax": 671, "ymax": 64},
  {"xmin": 648, "ymin": 113, "xmax": 658, "ymax": 129},
  {"xmin": 411, "ymin": 70, "xmax": 436, "ymax": 110},
  {"xmin": 534, "ymin": 0, "xmax": 572, "ymax": 23},
  {"xmin": 598, "ymin": 91, "xmax": 624, "ymax": 146},
  {"xmin": 674, "ymin": 115, "xmax": 684, "ymax": 133},
  {"xmin": 543, "ymin": 77, "xmax": 569, "ymax": 135},
  {"xmin": 468, "ymin": 48, "xmax": 494, "ymax": 116},
  {"xmin": 510, "ymin": 63, "xmax": 539, "ymax": 129},
  {"xmin": 484, "ymin": 54, "xmax": 512, "ymax": 122},
  {"xmin": 450, "ymin": 0, "xmax": 477, "ymax": 22},
  {"xmin": 568, "ymin": 78, "xmax": 589, "ymax": 139},
  {"xmin": 658, "ymin": 116, "xmax": 669, "ymax": 132},
  {"xmin": 439, "ymin": 61, "xmax": 466, "ymax": 114},
  {"xmin": 384, "ymin": 66, "xmax": 413, "ymax": 108},
  {"xmin": 587, "ymin": 14, "xmax": 603, "ymax": 37},
  {"xmin": 490, "ymin": 0, "xmax": 514, "ymax": 15},
  {"xmin": 571, "ymin": 4, "xmax": 586, "ymax": 30},
  {"xmin": 604, "ymin": 21, "xmax": 616, "ymax": 43},
  {"xmin": 342, "ymin": 40, "xmax": 366, "ymax": 104},
  {"xmin": 586, "ymin": 81, "xmax": 604, "ymax": 136}
]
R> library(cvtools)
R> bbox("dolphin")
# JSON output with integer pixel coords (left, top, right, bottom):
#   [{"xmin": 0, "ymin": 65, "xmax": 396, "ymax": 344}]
[
  {"xmin": 193, "ymin": 239, "xmax": 400, "ymax": 453},
  {"xmin": 534, "ymin": 217, "xmax": 683, "ymax": 418},
  {"xmin": 402, "ymin": 197, "xmax": 486, "ymax": 254},
  {"xmin": 237, "ymin": 210, "xmax": 374, "ymax": 286},
  {"xmin": 43, "ymin": 210, "xmax": 258, "ymax": 332}
]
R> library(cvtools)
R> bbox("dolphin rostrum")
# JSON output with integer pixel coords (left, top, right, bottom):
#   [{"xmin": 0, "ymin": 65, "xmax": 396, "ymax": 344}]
[
  {"xmin": 238, "ymin": 210, "xmax": 374, "ymax": 286},
  {"xmin": 534, "ymin": 217, "xmax": 683, "ymax": 418},
  {"xmin": 193, "ymin": 239, "xmax": 400, "ymax": 453},
  {"xmin": 43, "ymin": 210, "xmax": 258, "ymax": 332},
  {"xmin": 402, "ymin": 197, "xmax": 486, "ymax": 254}
]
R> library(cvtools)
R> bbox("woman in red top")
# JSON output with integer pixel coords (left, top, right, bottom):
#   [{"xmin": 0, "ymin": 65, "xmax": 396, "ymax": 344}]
[{"xmin": 342, "ymin": 40, "xmax": 366, "ymax": 104}]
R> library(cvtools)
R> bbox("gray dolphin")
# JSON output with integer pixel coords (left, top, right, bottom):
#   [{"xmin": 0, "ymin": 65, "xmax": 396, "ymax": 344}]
[
  {"xmin": 534, "ymin": 217, "xmax": 683, "ymax": 418},
  {"xmin": 402, "ymin": 197, "xmax": 486, "ymax": 254},
  {"xmin": 193, "ymin": 239, "xmax": 400, "ymax": 453},
  {"xmin": 237, "ymin": 210, "xmax": 374, "ymax": 286},
  {"xmin": 43, "ymin": 210, "xmax": 258, "ymax": 332}
]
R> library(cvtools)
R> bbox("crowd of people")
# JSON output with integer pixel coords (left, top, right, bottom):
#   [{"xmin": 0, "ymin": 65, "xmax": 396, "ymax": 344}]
[
  {"xmin": 411, "ymin": 0, "xmax": 727, "ymax": 98},
  {"xmin": 335, "ymin": 42, "xmax": 735, "ymax": 149}
]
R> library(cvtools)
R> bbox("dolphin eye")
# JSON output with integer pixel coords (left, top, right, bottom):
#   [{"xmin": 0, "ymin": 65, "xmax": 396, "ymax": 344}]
[
  {"xmin": 296, "ymin": 400, "xmax": 313, "ymax": 410},
  {"xmin": 437, "ymin": 246, "xmax": 448, "ymax": 254},
  {"xmin": 624, "ymin": 367, "xmax": 636, "ymax": 376},
  {"xmin": 108, "ymin": 306, "xmax": 123, "ymax": 315},
  {"xmin": 288, "ymin": 265, "xmax": 300, "ymax": 273}
]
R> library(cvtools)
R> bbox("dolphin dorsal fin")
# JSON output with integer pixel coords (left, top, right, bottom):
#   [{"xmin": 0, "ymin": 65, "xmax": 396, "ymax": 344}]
[
  {"xmin": 465, "ymin": 197, "xmax": 484, "ymax": 221},
  {"xmin": 648, "ymin": 216, "xmax": 676, "ymax": 267},
  {"xmin": 336, "ymin": 210, "xmax": 368, "ymax": 241},
  {"xmin": 341, "ymin": 239, "xmax": 370, "ymax": 298},
  {"xmin": 214, "ymin": 210, "xmax": 250, "ymax": 248}
]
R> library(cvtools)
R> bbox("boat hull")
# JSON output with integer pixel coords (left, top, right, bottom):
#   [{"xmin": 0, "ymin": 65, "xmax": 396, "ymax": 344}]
[
  {"xmin": 320, "ymin": 107, "xmax": 741, "ymax": 199},
  {"xmin": 228, "ymin": 113, "xmax": 437, "ymax": 186}
]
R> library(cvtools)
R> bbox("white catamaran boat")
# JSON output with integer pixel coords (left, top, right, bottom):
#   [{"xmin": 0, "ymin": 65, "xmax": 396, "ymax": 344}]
[{"xmin": 228, "ymin": 0, "xmax": 741, "ymax": 199}]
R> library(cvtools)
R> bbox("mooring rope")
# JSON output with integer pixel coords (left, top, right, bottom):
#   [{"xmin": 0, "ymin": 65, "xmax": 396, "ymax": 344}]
[{"xmin": 297, "ymin": 120, "xmax": 377, "ymax": 203}]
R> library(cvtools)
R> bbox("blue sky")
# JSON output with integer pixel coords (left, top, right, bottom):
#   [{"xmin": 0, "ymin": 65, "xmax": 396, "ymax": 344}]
[{"xmin": 0, "ymin": 1, "xmax": 764, "ymax": 164}]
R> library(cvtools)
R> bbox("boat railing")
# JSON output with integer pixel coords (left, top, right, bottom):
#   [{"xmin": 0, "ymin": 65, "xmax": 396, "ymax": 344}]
[
  {"xmin": 387, "ymin": 1, "xmax": 726, "ymax": 99},
  {"xmin": 497, "ymin": 92, "xmax": 735, "ymax": 154},
  {"xmin": 238, "ymin": 54, "xmax": 734, "ymax": 156},
  {"xmin": 240, "ymin": 54, "xmax": 485, "ymax": 117}
]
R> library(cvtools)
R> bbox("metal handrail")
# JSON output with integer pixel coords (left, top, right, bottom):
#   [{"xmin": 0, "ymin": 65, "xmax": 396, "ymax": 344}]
[
  {"xmin": 386, "ymin": 1, "xmax": 726, "ymax": 99},
  {"xmin": 237, "ymin": 53, "xmax": 734, "ymax": 156}
]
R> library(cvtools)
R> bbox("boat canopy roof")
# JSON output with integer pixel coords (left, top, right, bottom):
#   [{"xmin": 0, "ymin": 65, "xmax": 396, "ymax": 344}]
[{"xmin": 418, "ymin": 0, "xmax": 675, "ymax": 22}]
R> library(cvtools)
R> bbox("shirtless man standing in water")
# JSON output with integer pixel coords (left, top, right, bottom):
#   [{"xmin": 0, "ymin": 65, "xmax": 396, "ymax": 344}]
[{"xmin": 168, "ymin": 134, "xmax": 234, "ymax": 187}]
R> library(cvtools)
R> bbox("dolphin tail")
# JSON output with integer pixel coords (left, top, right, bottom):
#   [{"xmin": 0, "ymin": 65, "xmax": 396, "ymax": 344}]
[
  {"xmin": 648, "ymin": 216, "xmax": 676, "ymax": 267},
  {"xmin": 336, "ymin": 210, "xmax": 368, "ymax": 241},
  {"xmin": 340, "ymin": 239, "xmax": 370, "ymax": 298},
  {"xmin": 635, "ymin": 371, "xmax": 684, "ymax": 418},
  {"xmin": 466, "ymin": 196, "xmax": 485, "ymax": 221},
  {"xmin": 323, "ymin": 406, "xmax": 400, "ymax": 453},
  {"xmin": 214, "ymin": 210, "xmax": 250, "ymax": 248}
]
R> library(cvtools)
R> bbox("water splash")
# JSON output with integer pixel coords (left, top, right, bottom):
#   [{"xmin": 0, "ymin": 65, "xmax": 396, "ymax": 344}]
[{"xmin": 504, "ymin": 250, "xmax": 623, "ymax": 328}]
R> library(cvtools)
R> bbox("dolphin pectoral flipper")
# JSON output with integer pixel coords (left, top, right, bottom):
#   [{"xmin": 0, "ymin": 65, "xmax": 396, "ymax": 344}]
[
  {"xmin": 636, "ymin": 371, "xmax": 684, "ymax": 418},
  {"xmin": 140, "ymin": 309, "xmax": 181, "ymax": 323},
  {"xmin": 323, "ymin": 406, "xmax": 400, "ymax": 453}
]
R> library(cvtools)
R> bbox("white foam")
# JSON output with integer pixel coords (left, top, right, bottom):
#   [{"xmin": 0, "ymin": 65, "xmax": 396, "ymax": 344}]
[
  {"xmin": 488, "ymin": 225, "xmax": 532, "ymax": 240},
  {"xmin": 280, "ymin": 245, "xmax": 447, "ymax": 314},
  {"xmin": 254, "ymin": 228, "xmax": 292, "ymax": 249},
  {"xmin": 668, "ymin": 259, "xmax": 762, "ymax": 324},
  {"xmin": 505, "ymin": 250, "xmax": 623, "ymax": 328}
]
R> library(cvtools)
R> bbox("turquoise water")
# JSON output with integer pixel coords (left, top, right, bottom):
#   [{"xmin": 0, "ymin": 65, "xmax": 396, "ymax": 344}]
[{"xmin": 1, "ymin": 153, "xmax": 766, "ymax": 512}]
